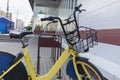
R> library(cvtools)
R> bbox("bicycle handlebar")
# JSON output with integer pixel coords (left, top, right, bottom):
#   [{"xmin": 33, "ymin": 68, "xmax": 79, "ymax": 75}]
[
  {"xmin": 74, "ymin": 4, "xmax": 86, "ymax": 13},
  {"xmin": 41, "ymin": 16, "xmax": 54, "ymax": 21},
  {"xmin": 41, "ymin": 4, "xmax": 85, "ymax": 22},
  {"xmin": 40, "ymin": 4, "xmax": 85, "ymax": 45},
  {"xmin": 74, "ymin": 4, "xmax": 82, "ymax": 10}
]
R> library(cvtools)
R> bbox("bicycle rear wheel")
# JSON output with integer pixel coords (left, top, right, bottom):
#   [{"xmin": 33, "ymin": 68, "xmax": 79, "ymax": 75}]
[
  {"xmin": 76, "ymin": 58, "xmax": 104, "ymax": 80},
  {"xmin": 0, "ymin": 51, "xmax": 28, "ymax": 80}
]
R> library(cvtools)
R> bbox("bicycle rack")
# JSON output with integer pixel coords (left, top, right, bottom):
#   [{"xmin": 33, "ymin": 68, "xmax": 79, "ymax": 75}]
[{"xmin": 37, "ymin": 31, "xmax": 62, "ymax": 78}]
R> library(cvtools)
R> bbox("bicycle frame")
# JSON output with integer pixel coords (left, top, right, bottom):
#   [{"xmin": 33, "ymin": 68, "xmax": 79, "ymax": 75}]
[{"xmin": 0, "ymin": 45, "xmax": 82, "ymax": 80}]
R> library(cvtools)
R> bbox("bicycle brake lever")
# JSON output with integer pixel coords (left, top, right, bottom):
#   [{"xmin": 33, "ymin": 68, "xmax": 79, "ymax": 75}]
[
  {"xmin": 81, "ymin": 9, "xmax": 86, "ymax": 12},
  {"xmin": 79, "ymin": 9, "xmax": 86, "ymax": 13}
]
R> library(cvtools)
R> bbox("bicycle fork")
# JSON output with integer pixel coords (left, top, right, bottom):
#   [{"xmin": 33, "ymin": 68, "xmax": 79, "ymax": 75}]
[
  {"xmin": 72, "ymin": 53, "xmax": 91, "ymax": 80},
  {"xmin": 66, "ymin": 51, "xmax": 82, "ymax": 80},
  {"xmin": 72, "ymin": 54, "xmax": 82, "ymax": 80}
]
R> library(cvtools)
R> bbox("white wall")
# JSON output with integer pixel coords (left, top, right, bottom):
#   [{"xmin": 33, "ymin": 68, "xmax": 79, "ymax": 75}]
[
  {"xmin": 76, "ymin": 0, "xmax": 120, "ymax": 64},
  {"xmin": 77, "ymin": 0, "xmax": 120, "ymax": 29}
]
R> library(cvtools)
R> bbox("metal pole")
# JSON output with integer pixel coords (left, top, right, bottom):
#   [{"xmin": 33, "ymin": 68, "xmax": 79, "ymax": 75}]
[
  {"xmin": 6, "ymin": 0, "xmax": 9, "ymax": 18},
  {"xmin": 16, "ymin": 10, "xmax": 19, "ymax": 29}
]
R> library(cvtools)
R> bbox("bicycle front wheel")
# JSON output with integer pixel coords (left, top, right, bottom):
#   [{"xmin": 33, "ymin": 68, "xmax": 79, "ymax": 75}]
[{"xmin": 76, "ymin": 58, "xmax": 104, "ymax": 80}]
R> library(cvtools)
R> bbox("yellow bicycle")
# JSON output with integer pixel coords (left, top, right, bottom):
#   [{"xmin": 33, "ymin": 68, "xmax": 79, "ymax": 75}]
[{"xmin": 0, "ymin": 4, "xmax": 105, "ymax": 80}]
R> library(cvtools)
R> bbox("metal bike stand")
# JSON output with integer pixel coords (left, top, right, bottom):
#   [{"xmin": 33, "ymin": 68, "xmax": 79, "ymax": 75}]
[{"xmin": 37, "ymin": 31, "xmax": 62, "ymax": 79}]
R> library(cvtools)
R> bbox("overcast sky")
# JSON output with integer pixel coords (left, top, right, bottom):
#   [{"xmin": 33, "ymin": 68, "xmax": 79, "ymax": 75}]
[{"xmin": 0, "ymin": 0, "xmax": 33, "ymax": 26}]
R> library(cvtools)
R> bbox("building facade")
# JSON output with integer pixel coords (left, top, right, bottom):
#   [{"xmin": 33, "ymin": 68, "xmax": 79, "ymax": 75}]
[
  {"xmin": 29, "ymin": 0, "xmax": 77, "ymax": 31},
  {"xmin": 0, "ymin": 9, "xmax": 12, "ymax": 20},
  {"xmin": 0, "ymin": 17, "xmax": 14, "ymax": 33}
]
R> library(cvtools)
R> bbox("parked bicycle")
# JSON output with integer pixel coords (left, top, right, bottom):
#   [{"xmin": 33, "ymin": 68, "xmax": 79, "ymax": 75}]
[{"xmin": 0, "ymin": 4, "xmax": 104, "ymax": 80}]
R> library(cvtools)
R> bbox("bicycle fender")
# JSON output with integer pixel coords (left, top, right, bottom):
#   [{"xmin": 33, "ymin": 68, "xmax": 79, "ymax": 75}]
[{"xmin": 66, "ymin": 59, "xmax": 77, "ymax": 80}]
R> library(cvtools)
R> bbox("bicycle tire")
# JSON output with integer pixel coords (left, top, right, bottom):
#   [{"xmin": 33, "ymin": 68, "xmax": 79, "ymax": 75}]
[
  {"xmin": 76, "ymin": 58, "xmax": 104, "ymax": 80},
  {"xmin": 0, "ymin": 51, "xmax": 28, "ymax": 80}
]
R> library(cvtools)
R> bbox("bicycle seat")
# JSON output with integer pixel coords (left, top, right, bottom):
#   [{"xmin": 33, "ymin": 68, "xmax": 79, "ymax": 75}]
[{"xmin": 9, "ymin": 31, "xmax": 33, "ymax": 39}]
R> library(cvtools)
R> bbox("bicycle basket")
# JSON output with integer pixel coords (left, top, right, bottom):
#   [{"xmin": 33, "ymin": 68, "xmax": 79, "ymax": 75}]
[{"xmin": 72, "ymin": 26, "xmax": 98, "ymax": 53}]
